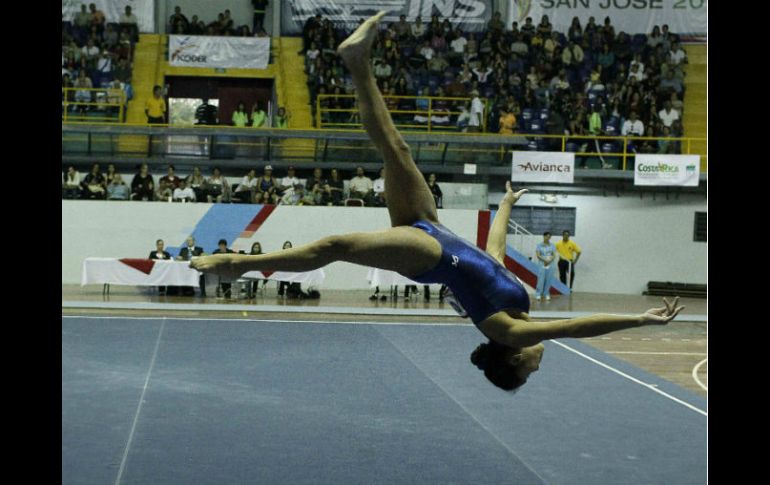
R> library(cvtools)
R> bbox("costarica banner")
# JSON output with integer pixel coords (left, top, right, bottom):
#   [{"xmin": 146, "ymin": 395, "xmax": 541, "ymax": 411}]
[
  {"xmin": 282, "ymin": 0, "xmax": 493, "ymax": 34},
  {"xmin": 61, "ymin": 0, "xmax": 155, "ymax": 33},
  {"xmin": 509, "ymin": 0, "xmax": 707, "ymax": 36},
  {"xmin": 169, "ymin": 35, "xmax": 271, "ymax": 69},
  {"xmin": 511, "ymin": 151, "xmax": 575, "ymax": 184},
  {"xmin": 634, "ymin": 154, "xmax": 700, "ymax": 186}
]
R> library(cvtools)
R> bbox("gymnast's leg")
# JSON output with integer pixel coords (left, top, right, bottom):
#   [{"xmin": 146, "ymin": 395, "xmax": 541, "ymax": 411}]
[
  {"xmin": 337, "ymin": 12, "xmax": 439, "ymax": 228},
  {"xmin": 191, "ymin": 226, "xmax": 441, "ymax": 280}
]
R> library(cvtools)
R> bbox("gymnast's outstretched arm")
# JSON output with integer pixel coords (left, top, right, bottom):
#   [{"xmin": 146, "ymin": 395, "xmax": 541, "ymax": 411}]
[
  {"xmin": 479, "ymin": 297, "xmax": 685, "ymax": 348},
  {"xmin": 486, "ymin": 182, "xmax": 527, "ymax": 263}
]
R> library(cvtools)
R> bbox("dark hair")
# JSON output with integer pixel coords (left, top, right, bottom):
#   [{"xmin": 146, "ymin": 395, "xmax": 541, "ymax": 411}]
[
  {"xmin": 543, "ymin": 231, "xmax": 551, "ymax": 237},
  {"xmin": 470, "ymin": 341, "xmax": 527, "ymax": 391},
  {"xmin": 218, "ymin": 239, "xmax": 227, "ymax": 246}
]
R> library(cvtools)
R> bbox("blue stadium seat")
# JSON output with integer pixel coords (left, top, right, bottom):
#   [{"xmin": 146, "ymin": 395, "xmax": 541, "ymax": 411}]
[
  {"xmin": 538, "ymin": 109, "xmax": 549, "ymax": 121},
  {"xmin": 604, "ymin": 124, "xmax": 617, "ymax": 136},
  {"xmin": 565, "ymin": 142, "xmax": 579, "ymax": 152},
  {"xmin": 528, "ymin": 119, "xmax": 544, "ymax": 133},
  {"xmin": 601, "ymin": 142, "xmax": 619, "ymax": 154},
  {"xmin": 521, "ymin": 108, "xmax": 533, "ymax": 121},
  {"xmin": 527, "ymin": 139, "xmax": 540, "ymax": 151}
]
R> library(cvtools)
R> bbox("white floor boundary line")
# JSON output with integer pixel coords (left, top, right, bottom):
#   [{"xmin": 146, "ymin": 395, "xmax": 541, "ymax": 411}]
[
  {"xmin": 551, "ymin": 340, "xmax": 707, "ymax": 417},
  {"xmin": 607, "ymin": 351, "xmax": 707, "ymax": 356},
  {"xmin": 692, "ymin": 358, "xmax": 708, "ymax": 392},
  {"xmin": 377, "ymin": 331, "xmax": 548, "ymax": 484},
  {"xmin": 114, "ymin": 318, "xmax": 166, "ymax": 485},
  {"xmin": 61, "ymin": 301, "xmax": 708, "ymax": 322}
]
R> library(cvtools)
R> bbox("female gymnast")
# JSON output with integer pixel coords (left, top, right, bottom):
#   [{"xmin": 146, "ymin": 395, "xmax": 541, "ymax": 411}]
[{"xmin": 191, "ymin": 12, "xmax": 684, "ymax": 391}]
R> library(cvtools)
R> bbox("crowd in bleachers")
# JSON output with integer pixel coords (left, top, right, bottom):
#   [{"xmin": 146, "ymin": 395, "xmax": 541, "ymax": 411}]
[
  {"xmin": 166, "ymin": 5, "xmax": 269, "ymax": 38},
  {"xmin": 302, "ymin": 12, "xmax": 689, "ymax": 157},
  {"xmin": 62, "ymin": 163, "xmax": 439, "ymax": 209},
  {"xmin": 62, "ymin": 3, "xmax": 137, "ymax": 118}
]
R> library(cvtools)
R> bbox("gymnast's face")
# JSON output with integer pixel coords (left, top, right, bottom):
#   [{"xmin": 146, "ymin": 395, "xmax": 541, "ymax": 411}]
[{"xmin": 509, "ymin": 344, "xmax": 544, "ymax": 380}]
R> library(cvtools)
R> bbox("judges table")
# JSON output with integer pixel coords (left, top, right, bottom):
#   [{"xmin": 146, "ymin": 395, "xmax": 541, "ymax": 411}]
[{"xmin": 81, "ymin": 258, "xmax": 325, "ymax": 296}]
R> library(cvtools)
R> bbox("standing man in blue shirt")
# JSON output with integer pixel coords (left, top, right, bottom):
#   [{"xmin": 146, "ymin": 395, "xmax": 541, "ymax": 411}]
[{"xmin": 535, "ymin": 231, "xmax": 557, "ymax": 301}]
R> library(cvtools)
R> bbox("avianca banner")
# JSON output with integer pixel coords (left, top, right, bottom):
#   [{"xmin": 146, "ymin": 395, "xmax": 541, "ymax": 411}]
[
  {"xmin": 510, "ymin": 0, "xmax": 707, "ymax": 36},
  {"xmin": 61, "ymin": 0, "xmax": 155, "ymax": 33},
  {"xmin": 282, "ymin": 0, "xmax": 493, "ymax": 34},
  {"xmin": 634, "ymin": 154, "xmax": 700, "ymax": 186},
  {"xmin": 169, "ymin": 36, "xmax": 271, "ymax": 69},
  {"xmin": 511, "ymin": 151, "xmax": 575, "ymax": 184}
]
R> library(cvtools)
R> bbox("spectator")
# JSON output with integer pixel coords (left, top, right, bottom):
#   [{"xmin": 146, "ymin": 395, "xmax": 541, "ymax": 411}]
[
  {"xmin": 252, "ymin": 0, "xmax": 269, "ymax": 32},
  {"xmin": 173, "ymin": 179, "xmax": 196, "ymax": 202},
  {"xmin": 588, "ymin": 104, "xmax": 602, "ymax": 136},
  {"xmin": 411, "ymin": 16, "xmax": 426, "ymax": 40},
  {"xmin": 469, "ymin": 90, "xmax": 485, "ymax": 132},
  {"xmin": 561, "ymin": 40, "xmax": 585, "ymax": 68},
  {"xmin": 348, "ymin": 166, "xmax": 373, "ymax": 201},
  {"xmin": 556, "ymin": 230, "xmax": 581, "ymax": 289},
  {"xmin": 145, "ymin": 85, "xmax": 166, "ymax": 124},
  {"xmin": 73, "ymin": 70, "xmax": 93, "ymax": 114},
  {"xmin": 245, "ymin": 241, "xmax": 268, "ymax": 296},
  {"xmin": 327, "ymin": 168, "xmax": 345, "ymax": 206},
  {"xmin": 427, "ymin": 173, "xmax": 443, "ymax": 208},
  {"xmin": 276, "ymin": 241, "xmax": 309, "ymax": 298},
  {"xmin": 394, "ymin": 14, "xmax": 411, "ymax": 40},
  {"xmin": 510, "ymin": 34, "xmax": 528, "ymax": 57},
  {"xmin": 521, "ymin": 17, "xmax": 535, "ymax": 39},
  {"xmin": 668, "ymin": 42, "xmax": 687, "ymax": 66},
  {"xmin": 81, "ymin": 38, "xmax": 100, "ymax": 70},
  {"xmin": 498, "ymin": 107, "xmax": 516, "ymax": 135},
  {"xmin": 104, "ymin": 164, "xmax": 118, "ymax": 185},
  {"xmin": 670, "ymin": 92, "xmax": 684, "ymax": 116},
  {"xmin": 456, "ymin": 101, "xmax": 471, "ymax": 132},
  {"xmin": 621, "ymin": 111, "xmax": 644, "ymax": 137},
  {"xmin": 232, "ymin": 168, "xmax": 258, "ymax": 203},
  {"xmin": 74, "ymin": 5, "xmax": 91, "ymax": 36},
  {"xmin": 107, "ymin": 173, "xmax": 129, "ymax": 200},
  {"xmin": 105, "ymin": 78, "xmax": 125, "ymax": 116},
  {"xmin": 113, "ymin": 58, "xmax": 132, "ymax": 84},
  {"xmin": 279, "ymin": 166, "xmax": 301, "ymax": 195},
  {"xmin": 255, "ymin": 165, "xmax": 279, "ymax": 204},
  {"xmin": 537, "ymin": 15, "xmax": 553, "ymax": 37},
  {"xmin": 157, "ymin": 165, "xmax": 182, "ymax": 201},
  {"xmin": 370, "ymin": 168, "xmax": 386, "ymax": 207},
  {"xmin": 187, "ymin": 166, "xmax": 206, "ymax": 202},
  {"xmin": 103, "ymin": 24, "xmax": 119, "ymax": 50},
  {"xmin": 177, "ymin": 236, "xmax": 206, "ymax": 296},
  {"xmin": 88, "ymin": 3, "xmax": 106, "ymax": 33},
  {"xmin": 273, "ymin": 107, "xmax": 289, "ymax": 128},
  {"xmin": 131, "ymin": 163, "xmax": 154, "ymax": 200},
  {"xmin": 119, "ymin": 5, "xmax": 138, "ymax": 41},
  {"xmin": 169, "ymin": 6, "xmax": 189, "ymax": 32},
  {"xmin": 534, "ymin": 232, "xmax": 557, "ymax": 301},
  {"xmin": 188, "ymin": 16, "xmax": 203, "ymax": 35},
  {"xmin": 232, "ymin": 101, "xmax": 249, "ymax": 127},
  {"xmin": 195, "ymin": 98, "xmax": 218, "ymax": 125},
  {"xmin": 374, "ymin": 58, "xmax": 393, "ymax": 80},
  {"xmin": 63, "ymin": 166, "xmax": 81, "ymax": 199},
  {"xmin": 206, "ymin": 167, "xmax": 230, "ymax": 203},
  {"xmin": 149, "ymin": 239, "xmax": 172, "ymax": 296},
  {"xmin": 659, "ymin": 69, "xmax": 683, "ymax": 97},
  {"xmin": 81, "ymin": 163, "xmax": 106, "ymax": 200},
  {"xmin": 305, "ymin": 167, "xmax": 329, "ymax": 205},
  {"xmin": 281, "ymin": 183, "xmax": 314, "ymax": 206},
  {"xmin": 568, "ymin": 17, "xmax": 583, "ymax": 43},
  {"xmin": 213, "ymin": 239, "xmax": 235, "ymax": 298},
  {"xmin": 658, "ymin": 100, "xmax": 680, "ymax": 128}
]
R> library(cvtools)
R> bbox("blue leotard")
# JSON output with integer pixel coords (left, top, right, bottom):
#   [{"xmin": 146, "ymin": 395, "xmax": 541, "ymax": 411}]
[{"xmin": 409, "ymin": 220, "xmax": 530, "ymax": 324}]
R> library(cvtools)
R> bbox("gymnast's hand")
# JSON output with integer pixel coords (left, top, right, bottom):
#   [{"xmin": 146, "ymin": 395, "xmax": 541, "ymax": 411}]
[
  {"xmin": 640, "ymin": 297, "xmax": 685, "ymax": 325},
  {"xmin": 503, "ymin": 181, "xmax": 528, "ymax": 206},
  {"xmin": 190, "ymin": 254, "xmax": 243, "ymax": 279}
]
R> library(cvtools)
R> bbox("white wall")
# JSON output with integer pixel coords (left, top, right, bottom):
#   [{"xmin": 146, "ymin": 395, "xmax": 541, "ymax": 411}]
[
  {"xmin": 62, "ymin": 195, "xmax": 707, "ymax": 295},
  {"xmin": 493, "ymin": 192, "xmax": 707, "ymax": 294}
]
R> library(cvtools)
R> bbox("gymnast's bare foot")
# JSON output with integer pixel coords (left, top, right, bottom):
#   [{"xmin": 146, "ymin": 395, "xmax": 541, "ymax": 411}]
[{"xmin": 337, "ymin": 11, "xmax": 386, "ymax": 69}]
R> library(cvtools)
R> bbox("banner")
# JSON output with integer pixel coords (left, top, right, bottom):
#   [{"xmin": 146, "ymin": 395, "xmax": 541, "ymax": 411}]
[
  {"xmin": 634, "ymin": 154, "xmax": 700, "ymax": 186},
  {"xmin": 510, "ymin": 0, "xmax": 707, "ymax": 36},
  {"xmin": 511, "ymin": 151, "xmax": 575, "ymax": 184},
  {"xmin": 169, "ymin": 36, "xmax": 271, "ymax": 69},
  {"xmin": 61, "ymin": 0, "xmax": 155, "ymax": 33},
  {"xmin": 81, "ymin": 258, "xmax": 201, "ymax": 286},
  {"xmin": 282, "ymin": 0, "xmax": 492, "ymax": 34}
]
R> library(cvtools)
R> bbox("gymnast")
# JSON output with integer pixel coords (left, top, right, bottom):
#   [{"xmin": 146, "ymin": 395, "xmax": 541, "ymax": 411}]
[{"xmin": 191, "ymin": 12, "xmax": 684, "ymax": 391}]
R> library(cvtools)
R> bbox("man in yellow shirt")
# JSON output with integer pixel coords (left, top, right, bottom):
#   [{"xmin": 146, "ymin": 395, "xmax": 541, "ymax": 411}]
[
  {"xmin": 145, "ymin": 85, "xmax": 166, "ymax": 124},
  {"xmin": 498, "ymin": 108, "xmax": 516, "ymax": 135},
  {"xmin": 555, "ymin": 230, "xmax": 581, "ymax": 289}
]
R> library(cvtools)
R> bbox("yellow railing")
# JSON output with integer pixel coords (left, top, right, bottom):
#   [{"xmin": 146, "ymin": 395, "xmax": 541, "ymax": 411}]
[
  {"xmin": 62, "ymin": 87, "xmax": 126, "ymax": 123},
  {"xmin": 316, "ymin": 94, "xmax": 488, "ymax": 133}
]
